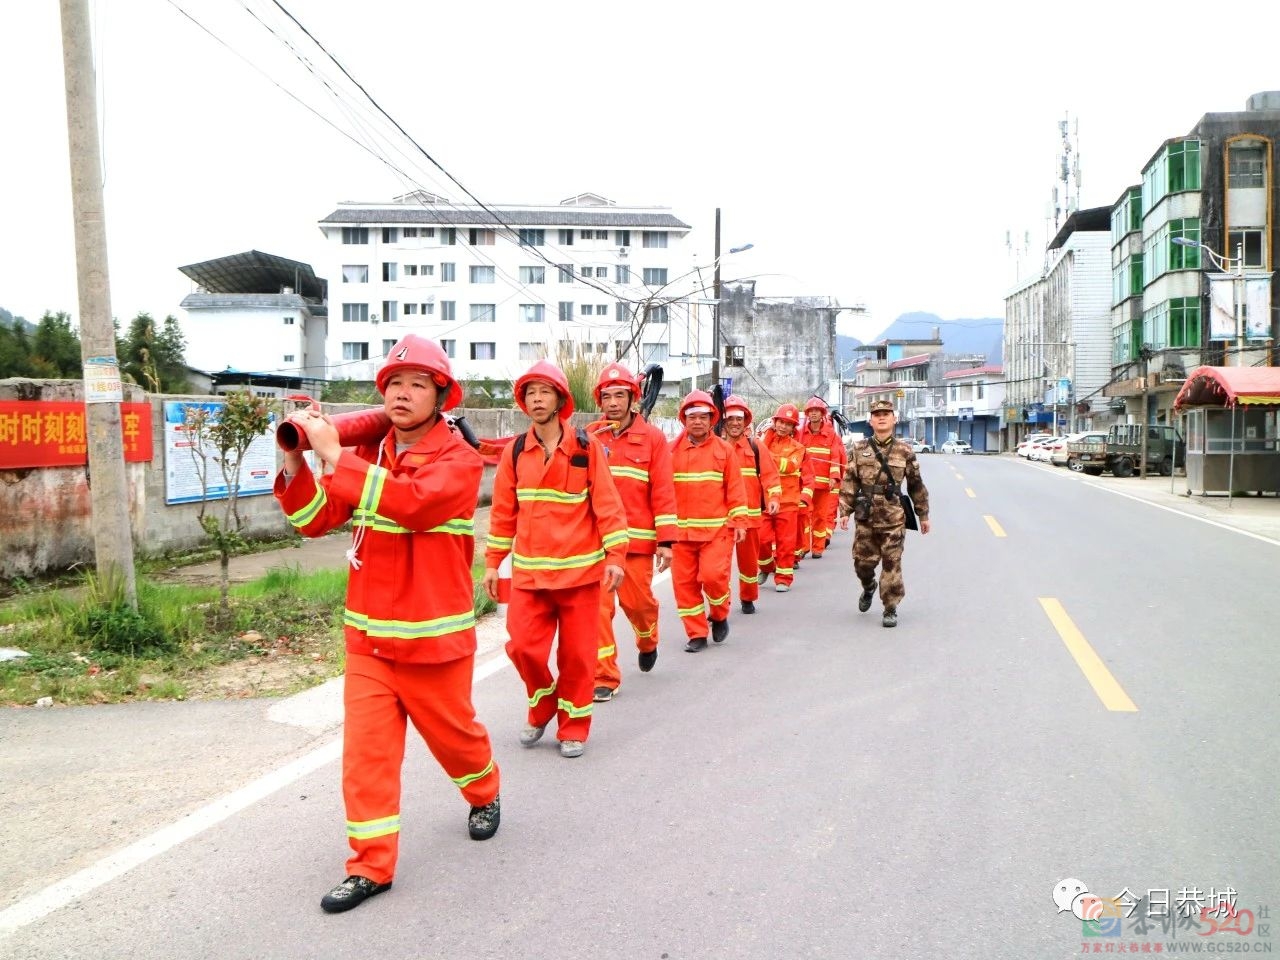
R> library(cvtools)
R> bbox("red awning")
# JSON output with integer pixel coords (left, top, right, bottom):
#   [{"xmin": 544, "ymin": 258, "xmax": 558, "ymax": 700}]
[{"xmin": 1173, "ymin": 365, "xmax": 1280, "ymax": 411}]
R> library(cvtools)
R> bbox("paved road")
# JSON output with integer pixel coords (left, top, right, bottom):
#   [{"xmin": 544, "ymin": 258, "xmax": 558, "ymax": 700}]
[{"xmin": 2, "ymin": 455, "xmax": 1276, "ymax": 959}]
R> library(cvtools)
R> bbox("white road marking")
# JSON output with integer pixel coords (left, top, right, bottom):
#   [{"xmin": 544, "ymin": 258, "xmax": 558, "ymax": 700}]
[
  {"xmin": 1084, "ymin": 482, "xmax": 1280, "ymax": 547},
  {"xmin": 0, "ymin": 563, "xmax": 681, "ymax": 938}
]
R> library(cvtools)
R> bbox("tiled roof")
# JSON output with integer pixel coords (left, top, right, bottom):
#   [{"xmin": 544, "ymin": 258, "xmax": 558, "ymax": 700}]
[
  {"xmin": 319, "ymin": 207, "xmax": 691, "ymax": 229},
  {"xmin": 943, "ymin": 365, "xmax": 1003, "ymax": 379},
  {"xmin": 888, "ymin": 354, "xmax": 931, "ymax": 370}
]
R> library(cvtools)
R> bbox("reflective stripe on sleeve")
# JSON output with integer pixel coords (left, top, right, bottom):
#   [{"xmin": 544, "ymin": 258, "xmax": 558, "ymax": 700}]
[{"xmin": 287, "ymin": 487, "xmax": 327, "ymax": 528}]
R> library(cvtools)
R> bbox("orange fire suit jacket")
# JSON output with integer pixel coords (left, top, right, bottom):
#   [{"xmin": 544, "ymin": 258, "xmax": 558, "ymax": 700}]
[
  {"xmin": 592, "ymin": 417, "xmax": 679, "ymax": 555},
  {"xmin": 485, "ymin": 425, "xmax": 629, "ymax": 590},
  {"xmin": 275, "ymin": 417, "xmax": 482, "ymax": 664},
  {"xmin": 728, "ymin": 434, "xmax": 781, "ymax": 528},
  {"xmin": 761, "ymin": 429, "xmax": 815, "ymax": 510},
  {"xmin": 668, "ymin": 432, "xmax": 749, "ymax": 541},
  {"xmin": 801, "ymin": 421, "xmax": 844, "ymax": 492}
]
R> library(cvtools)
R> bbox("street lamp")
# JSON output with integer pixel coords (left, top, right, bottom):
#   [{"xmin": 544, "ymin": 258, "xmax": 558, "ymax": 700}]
[
  {"xmin": 709, "ymin": 208, "xmax": 753, "ymax": 391},
  {"xmin": 1171, "ymin": 236, "xmax": 1246, "ymax": 366}
]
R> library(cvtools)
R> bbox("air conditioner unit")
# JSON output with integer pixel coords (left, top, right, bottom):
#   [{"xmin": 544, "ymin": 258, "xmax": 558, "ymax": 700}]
[{"xmin": 617, "ymin": 247, "xmax": 629, "ymax": 258}]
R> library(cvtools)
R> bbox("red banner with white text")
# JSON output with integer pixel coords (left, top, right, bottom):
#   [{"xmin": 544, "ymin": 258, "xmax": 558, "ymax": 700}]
[{"xmin": 0, "ymin": 401, "xmax": 153, "ymax": 469}]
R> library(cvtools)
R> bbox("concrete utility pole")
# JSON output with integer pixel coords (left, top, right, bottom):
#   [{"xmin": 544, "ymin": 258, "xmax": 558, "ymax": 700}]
[
  {"xmin": 61, "ymin": 0, "xmax": 137, "ymax": 606},
  {"xmin": 710, "ymin": 207, "xmax": 721, "ymax": 392}
]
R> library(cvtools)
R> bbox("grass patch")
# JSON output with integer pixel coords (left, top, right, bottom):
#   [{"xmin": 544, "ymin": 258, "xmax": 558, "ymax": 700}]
[{"xmin": 1, "ymin": 562, "xmax": 498, "ymax": 707}]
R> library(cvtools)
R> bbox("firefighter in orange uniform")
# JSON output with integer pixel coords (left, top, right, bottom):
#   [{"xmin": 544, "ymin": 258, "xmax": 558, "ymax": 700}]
[
  {"xmin": 759, "ymin": 403, "xmax": 814, "ymax": 593},
  {"xmin": 721, "ymin": 395, "xmax": 780, "ymax": 614},
  {"xmin": 277, "ymin": 334, "xmax": 498, "ymax": 915},
  {"xmin": 482, "ymin": 360, "xmax": 628, "ymax": 759},
  {"xmin": 669, "ymin": 390, "xmax": 749, "ymax": 651},
  {"xmin": 800, "ymin": 396, "xmax": 843, "ymax": 559},
  {"xmin": 589, "ymin": 364, "xmax": 679, "ymax": 702}
]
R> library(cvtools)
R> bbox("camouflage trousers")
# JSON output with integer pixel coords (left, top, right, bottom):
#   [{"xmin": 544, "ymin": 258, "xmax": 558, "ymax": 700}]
[{"xmin": 852, "ymin": 523, "xmax": 906, "ymax": 611}]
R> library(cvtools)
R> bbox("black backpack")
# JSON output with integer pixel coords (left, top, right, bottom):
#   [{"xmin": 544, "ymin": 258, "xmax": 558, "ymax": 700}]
[{"xmin": 511, "ymin": 426, "xmax": 592, "ymax": 471}]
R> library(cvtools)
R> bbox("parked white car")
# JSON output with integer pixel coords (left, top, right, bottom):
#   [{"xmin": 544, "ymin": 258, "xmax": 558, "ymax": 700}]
[
  {"xmin": 1016, "ymin": 433, "xmax": 1053, "ymax": 457},
  {"xmin": 1029, "ymin": 437, "xmax": 1059, "ymax": 462},
  {"xmin": 940, "ymin": 440, "xmax": 972, "ymax": 454},
  {"xmin": 909, "ymin": 439, "xmax": 934, "ymax": 454}
]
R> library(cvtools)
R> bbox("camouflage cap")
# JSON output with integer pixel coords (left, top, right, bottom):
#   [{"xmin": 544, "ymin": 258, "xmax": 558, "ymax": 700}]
[{"xmin": 869, "ymin": 399, "xmax": 895, "ymax": 413}]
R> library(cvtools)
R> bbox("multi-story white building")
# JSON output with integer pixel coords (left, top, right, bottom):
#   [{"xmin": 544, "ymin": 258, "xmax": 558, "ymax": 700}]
[{"xmin": 317, "ymin": 192, "xmax": 694, "ymax": 383}]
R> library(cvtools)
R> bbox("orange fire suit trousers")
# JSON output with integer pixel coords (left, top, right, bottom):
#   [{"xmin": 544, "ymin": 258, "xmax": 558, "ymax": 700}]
[
  {"xmin": 342, "ymin": 651, "xmax": 499, "ymax": 885},
  {"xmin": 806, "ymin": 487, "xmax": 833, "ymax": 555},
  {"xmin": 823, "ymin": 487, "xmax": 840, "ymax": 547},
  {"xmin": 595, "ymin": 552, "xmax": 661, "ymax": 692},
  {"xmin": 672, "ymin": 529, "xmax": 733, "ymax": 639},
  {"xmin": 506, "ymin": 581, "xmax": 600, "ymax": 742},
  {"xmin": 762, "ymin": 509, "xmax": 800, "ymax": 587},
  {"xmin": 735, "ymin": 527, "xmax": 761, "ymax": 602}
]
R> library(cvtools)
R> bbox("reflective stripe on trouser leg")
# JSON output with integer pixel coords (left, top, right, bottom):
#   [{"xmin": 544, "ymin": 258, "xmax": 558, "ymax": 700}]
[
  {"xmin": 672, "ymin": 541, "xmax": 709, "ymax": 639},
  {"xmin": 342, "ymin": 652, "xmax": 410, "ymax": 885},
  {"xmin": 595, "ymin": 553, "xmax": 660, "ymax": 689},
  {"xmin": 398, "ymin": 655, "xmax": 499, "ymax": 808},
  {"xmin": 823, "ymin": 484, "xmax": 840, "ymax": 541},
  {"xmin": 505, "ymin": 586, "xmax": 563, "ymax": 730},
  {"xmin": 810, "ymin": 489, "xmax": 831, "ymax": 549},
  {"xmin": 548, "ymin": 581, "xmax": 601, "ymax": 742},
  {"xmin": 735, "ymin": 527, "xmax": 761, "ymax": 602},
  {"xmin": 698, "ymin": 529, "xmax": 735, "ymax": 623},
  {"xmin": 772, "ymin": 510, "xmax": 800, "ymax": 585},
  {"xmin": 853, "ymin": 523, "xmax": 906, "ymax": 609}
]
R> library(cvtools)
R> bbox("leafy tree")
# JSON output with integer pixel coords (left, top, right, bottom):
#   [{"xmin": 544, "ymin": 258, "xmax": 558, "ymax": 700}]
[
  {"xmin": 0, "ymin": 320, "xmax": 34, "ymax": 378},
  {"xmin": 462, "ymin": 377, "xmax": 513, "ymax": 409},
  {"xmin": 320, "ymin": 378, "xmax": 379, "ymax": 404},
  {"xmin": 183, "ymin": 391, "xmax": 274, "ymax": 615},
  {"xmin": 30, "ymin": 311, "xmax": 83, "ymax": 378},
  {"xmin": 119, "ymin": 312, "xmax": 190, "ymax": 393}
]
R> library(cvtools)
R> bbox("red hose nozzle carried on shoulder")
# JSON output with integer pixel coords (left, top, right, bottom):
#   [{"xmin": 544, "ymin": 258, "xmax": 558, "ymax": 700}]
[{"xmin": 275, "ymin": 395, "xmax": 391, "ymax": 453}]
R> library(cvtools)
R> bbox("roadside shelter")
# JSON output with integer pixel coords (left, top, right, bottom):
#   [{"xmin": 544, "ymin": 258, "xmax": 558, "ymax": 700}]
[{"xmin": 1173, "ymin": 366, "xmax": 1280, "ymax": 498}]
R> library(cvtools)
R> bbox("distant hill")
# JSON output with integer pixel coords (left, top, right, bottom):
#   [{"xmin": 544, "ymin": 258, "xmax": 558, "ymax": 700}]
[
  {"xmin": 836, "ymin": 334, "xmax": 863, "ymax": 367},
  {"xmin": 0, "ymin": 306, "xmax": 33, "ymax": 331},
  {"xmin": 869, "ymin": 311, "xmax": 1003, "ymax": 362}
]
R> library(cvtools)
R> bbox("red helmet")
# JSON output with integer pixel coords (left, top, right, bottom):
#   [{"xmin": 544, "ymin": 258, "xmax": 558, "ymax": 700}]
[
  {"xmin": 804, "ymin": 396, "xmax": 829, "ymax": 415},
  {"xmin": 679, "ymin": 389, "xmax": 719, "ymax": 425},
  {"xmin": 594, "ymin": 363, "xmax": 640, "ymax": 405},
  {"xmin": 772, "ymin": 403, "xmax": 801, "ymax": 426},
  {"xmin": 723, "ymin": 393, "xmax": 753, "ymax": 427},
  {"xmin": 376, "ymin": 334, "xmax": 462, "ymax": 411},
  {"xmin": 515, "ymin": 359, "xmax": 574, "ymax": 419}
]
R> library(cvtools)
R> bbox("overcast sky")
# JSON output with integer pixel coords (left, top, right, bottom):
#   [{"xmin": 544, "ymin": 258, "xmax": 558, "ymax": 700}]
[{"xmin": 4, "ymin": 0, "xmax": 1280, "ymax": 344}]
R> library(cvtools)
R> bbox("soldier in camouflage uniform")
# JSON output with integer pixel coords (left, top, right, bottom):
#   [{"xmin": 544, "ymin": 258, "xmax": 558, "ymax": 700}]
[{"xmin": 837, "ymin": 399, "xmax": 931, "ymax": 627}]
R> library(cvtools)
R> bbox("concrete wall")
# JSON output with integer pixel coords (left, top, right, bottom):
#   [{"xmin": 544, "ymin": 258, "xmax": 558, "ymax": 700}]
[
  {"xmin": 1, "ymin": 381, "xmax": 598, "ymax": 578},
  {"xmin": 718, "ymin": 284, "xmax": 839, "ymax": 405}
]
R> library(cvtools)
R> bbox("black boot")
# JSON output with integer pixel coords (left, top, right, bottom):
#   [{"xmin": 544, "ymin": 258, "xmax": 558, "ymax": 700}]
[
  {"xmin": 882, "ymin": 608, "xmax": 897, "ymax": 628},
  {"xmin": 710, "ymin": 618, "xmax": 730, "ymax": 643},
  {"xmin": 858, "ymin": 581, "xmax": 876, "ymax": 613}
]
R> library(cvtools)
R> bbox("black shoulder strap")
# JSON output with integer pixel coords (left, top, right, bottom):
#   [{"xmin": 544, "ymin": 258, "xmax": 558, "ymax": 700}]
[
  {"xmin": 869, "ymin": 440, "xmax": 897, "ymax": 489},
  {"xmin": 511, "ymin": 432, "xmax": 526, "ymax": 462},
  {"xmin": 747, "ymin": 436, "xmax": 761, "ymax": 475},
  {"xmin": 576, "ymin": 427, "xmax": 589, "ymax": 449}
]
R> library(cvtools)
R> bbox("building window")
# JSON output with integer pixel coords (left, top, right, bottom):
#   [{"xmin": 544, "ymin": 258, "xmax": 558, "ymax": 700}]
[
  {"xmin": 402, "ymin": 227, "xmax": 418, "ymax": 238},
  {"xmin": 342, "ymin": 227, "xmax": 369, "ymax": 245},
  {"xmin": 595, "ymin": 267, "xmax": 607, "ymax": 278},
  {"xmin": 642, "ymin": 231, "xmax": 667, "ymax": 248},
  {"xmin": 1228, "ymin": 143, "xmax": 1266, "ymax": 188},
  {"xmin": 441, "ymin": 339, "xmax": 456, "ymax": 358},
  {"xmin": 382, "ymin": 339, "xmax": 396, "ymax": 356},
  {"xmin": 616, "ymin": 230, "xmax": 631, "ymax": 247},
  {"xmin": 440, "ymin": 227, "xmax": 456, "ymax": 245},
  {"xmin": 519, "ymin": 342, "xmax": 545, "ymax": 363},
  {"xmin": 559, "ymin": 301, "xmax": 574, "ymax": 322},
  {"xmin": 643, "ymin": 267, "xmax": 668, "ymax": 285},
  {"xmin": 557, "ymin": 264, "xmax": 573, "ymax": 283},
  {"xmin": 283, "ymin": 354, "xmax": 295, "ymax": 363},
  {"xmin": 423, "ymin": 228, "xmax": 435, "ymax": 238},
  {"xmin": 950, "ymin": 385, "xmax": 958, "ymax": 401},
  {"xmin": 282, "ymin": 316, "xmax": 295, "ymax": 325},
  {"xmin": 469, "ymin": 228, "xmax": 495, "ymax": 245},
  {"xmin": 580, "ymin": 266, "xmax": 592, "ymax": 278},
  {"xmin": 580, "ymin": 304, "xmax": 592, "ymax": 317},
  {"xmin": 470, "ymin": 342, "xmax": 496, "ymax": 360},
  {"xmin": 342, "ymin": 341, "xmax": 369, "ymax": 360},
  {"xmin": 440, "ymin": 262, "xmax": 456, "ymax": 282},
  {"xmin": 421, "ymin": 302, "xmax": 434, "ymax": 315},
  {"xmin": 615, "ymin": 302, "xmax": 628, "ymax": 323},
  {"xmin": 647, "ymin": 305, "xmax": 668, "ymax": 324},
  {"xmin": 470, "ymin": 265, "xmax": 495, "ymax": 283},
  {"xmin": 1142, "ymin": 139, "xmax": 1201, "ymax": 210},
  {"xmin": 342, "ymin": 303, "xmax": 369, "ymax": 323},
  {"xmin": 404, "ymin": 303, "xmax": 418, "ymax": 315},
  {"xmin": 382, "ymin": 262, "xmax": 397, "ymax": 282},
  {"xmin": 642, "ymin": 342, "xmax": 669, "ymax": 363},
  {"xmin": 381, "ymin": 301, "xmax": 398, "ymax": 323},
  {"xmin": 420, "ymin": 264, "xmax": 435, "ymax": 276},
  {"xmin": 976, "ymin": 382, "xmax": 985, "ymax": 400},
  {"xmin": 441, "ymin": 301, "xmax": 456, "ymax": 322},
  {"xmin": 404, "ymin": 264, "xmax": 418, "ymax": 277},
  {"xmin": 1169, "ymin": 297, "xmax": 1201, "ymax": 348},
  {"xmin": 558, "ymin": 229, "xmax": 575, "ymax": 245},
  {"xmin": 470, "ymin": 304, "xmax": 496, "ymax": 323},
  {"xmin": 520, "ymin": 304, "xmax": 545, "ymax": 323},
  {"xmin": 581, "ymin": 229, "xmax": 608, "ymax": 240},
  {"xmin": 382, "ymin": 227, "xmax": 398, "ymax": 244},
  {"xmin": 1228, "ymin": 228, "xmax": 1266, "ymax": 268},
  {"xmin": 520, "ymin": 266, "xmax": 547, "ymax": 284},
  {"xmin": 616, "ymin": 265, "xmax": 630, "ymax": 284},
  {"xmin": 342, "ymin": 265, "xmax": 369, "ymax": 283},
  {"xmin": 518, "ymin": 229, "xmax": 545, "ymax": 247}
]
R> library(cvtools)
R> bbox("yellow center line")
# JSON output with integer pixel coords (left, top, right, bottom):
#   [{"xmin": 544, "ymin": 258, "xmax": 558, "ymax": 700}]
[
  {"xmin": 1038, "ymin": 597, "xmax": 1138, "ymax": 712},
  {"xmin": 965, "ymin": 487, "xmax": 976, "ymax": 498},
  {"xmin": 983, "ymin": 515, "xmax": 1006, "ymax": 537}
]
